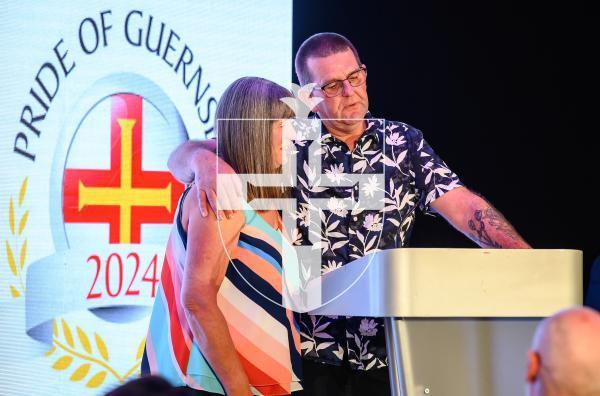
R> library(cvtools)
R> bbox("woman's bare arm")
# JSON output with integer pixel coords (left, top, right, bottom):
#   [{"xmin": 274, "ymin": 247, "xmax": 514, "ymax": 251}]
[{"xmin": 180, "ymin": 185, "xmax": 250, "ymax": 396}]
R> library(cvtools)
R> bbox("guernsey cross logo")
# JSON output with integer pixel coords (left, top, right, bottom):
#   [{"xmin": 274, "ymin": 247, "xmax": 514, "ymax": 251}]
[{"xmin": 62, "ymin": 94, "xmax": 184, "ymax": 244}]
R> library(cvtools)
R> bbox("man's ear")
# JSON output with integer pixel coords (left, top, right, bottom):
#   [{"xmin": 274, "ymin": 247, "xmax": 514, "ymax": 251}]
[{"xmin": 526, "ymin": 349, "xmax": 541, "ymax": 383}]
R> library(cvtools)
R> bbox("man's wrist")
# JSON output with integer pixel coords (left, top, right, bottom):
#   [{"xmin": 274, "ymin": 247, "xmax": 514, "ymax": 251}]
[{"xmin": 188, "ymin": 148, "xmax": 212, "ymax": 179}]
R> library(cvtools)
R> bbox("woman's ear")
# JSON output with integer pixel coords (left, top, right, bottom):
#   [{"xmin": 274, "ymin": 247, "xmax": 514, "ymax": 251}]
[{"xmin": 526, "ymin": 349, "xmax": 541, "ymax": 383}]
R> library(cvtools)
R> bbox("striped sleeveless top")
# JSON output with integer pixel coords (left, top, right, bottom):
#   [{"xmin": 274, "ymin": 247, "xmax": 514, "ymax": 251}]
[{"xmin": 142, "ymin": 188, "xmax": 302, "ymax": 394}]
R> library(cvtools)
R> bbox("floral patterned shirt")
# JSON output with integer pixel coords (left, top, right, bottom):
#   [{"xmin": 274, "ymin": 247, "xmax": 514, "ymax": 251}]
[{"xmin": 291, "ymin": 114, "xmax": 463, "ymax": 370}]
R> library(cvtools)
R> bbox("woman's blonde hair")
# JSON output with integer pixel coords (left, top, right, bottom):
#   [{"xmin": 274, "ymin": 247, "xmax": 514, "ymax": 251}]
[{"xmin": 216, "ymin": 77, "xmax": 294, "ymax": 201}]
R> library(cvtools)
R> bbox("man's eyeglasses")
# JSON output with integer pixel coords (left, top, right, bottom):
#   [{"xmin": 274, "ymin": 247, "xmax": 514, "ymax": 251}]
[{"xmin": 315, "ymin": 66, "xmax": 367, "ymax": 98}]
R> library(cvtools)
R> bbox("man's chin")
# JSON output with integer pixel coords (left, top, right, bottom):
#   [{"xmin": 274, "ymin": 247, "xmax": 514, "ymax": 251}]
[{"xmin": 341, "ymin": 109, "xmax": 367, "ymax": 122}]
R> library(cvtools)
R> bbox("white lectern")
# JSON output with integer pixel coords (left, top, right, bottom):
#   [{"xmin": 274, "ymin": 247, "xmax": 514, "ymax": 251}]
[{"xmin": 308, "ymin": 248, "xmax": 582, "ymax": 396}]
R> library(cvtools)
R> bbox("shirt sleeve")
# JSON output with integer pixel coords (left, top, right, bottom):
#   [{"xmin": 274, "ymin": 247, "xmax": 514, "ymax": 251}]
[{"xmin": 406, "ymin": 127, "xmax": 464, "ymax": 214}]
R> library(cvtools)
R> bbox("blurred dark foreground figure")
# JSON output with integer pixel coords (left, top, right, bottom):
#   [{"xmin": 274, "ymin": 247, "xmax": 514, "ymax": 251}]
[{"xmin": 104, "ymin": 375, "xmax": 202, "ymax": 396}]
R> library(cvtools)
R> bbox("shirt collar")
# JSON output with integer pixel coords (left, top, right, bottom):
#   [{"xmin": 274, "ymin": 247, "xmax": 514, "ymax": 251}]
[{"xmin": 318, "ymin": 112, "xmax": 382, "ymax": 146}]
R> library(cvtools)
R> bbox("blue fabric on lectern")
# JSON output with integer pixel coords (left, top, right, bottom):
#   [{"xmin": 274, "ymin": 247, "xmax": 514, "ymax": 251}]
[{"xmin": 585, "ymin": 256, "xmax": 600, "ymax": 311}]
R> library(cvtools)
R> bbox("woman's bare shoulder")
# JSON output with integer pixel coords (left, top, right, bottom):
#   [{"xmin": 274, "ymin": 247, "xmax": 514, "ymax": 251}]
[{"xmin": 182, "ymin": 184, "xmax": 245, "ymax": 236}]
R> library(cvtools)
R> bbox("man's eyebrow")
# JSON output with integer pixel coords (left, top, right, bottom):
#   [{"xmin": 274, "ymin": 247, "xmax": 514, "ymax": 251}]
[
  {"xmin": 320, "ymin": 68, "xmax": 361, "ymax": 86},
  {"xmin": 320, "ymin": 76, "xmax": 339, "ymax": 86}
]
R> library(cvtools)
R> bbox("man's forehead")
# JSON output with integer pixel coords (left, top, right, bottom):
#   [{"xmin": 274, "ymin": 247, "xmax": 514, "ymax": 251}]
[{"xmin": 306, "ymin": 49, "xmax": 360, "ymax": 83}]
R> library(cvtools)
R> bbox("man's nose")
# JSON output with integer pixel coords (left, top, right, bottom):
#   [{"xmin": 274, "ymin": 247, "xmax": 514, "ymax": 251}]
[{"xmin": 341, "ymin": 80, "xmax": 355, "ymax": 96}]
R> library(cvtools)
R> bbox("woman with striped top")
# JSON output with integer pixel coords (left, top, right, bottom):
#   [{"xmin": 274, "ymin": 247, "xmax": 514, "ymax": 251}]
[{"xmin": 142, "ymin": 77, "xmax": 302, "ymax": 395}]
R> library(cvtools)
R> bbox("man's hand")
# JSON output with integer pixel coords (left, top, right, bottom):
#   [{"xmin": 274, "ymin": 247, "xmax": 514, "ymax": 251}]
[
  {"xmin": 167, "ymin": 139, "xmax": 242, "ymax": 220},
  {"xmin": 190, "ymin": 148, "xmax": 242, "ymax": 220}
]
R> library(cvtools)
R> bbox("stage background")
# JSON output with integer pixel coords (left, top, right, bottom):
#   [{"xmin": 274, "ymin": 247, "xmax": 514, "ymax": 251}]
[
  {"xmin": 293, "ymin": 0, "xmax": 597, "ymax": 297},
  {"xmin": 1, "ymin": 0, "xmax": 596, "ymax": 395},
  {"xmin": 0, "ymin": 1, "xmax": 291, "ymax": 395}
]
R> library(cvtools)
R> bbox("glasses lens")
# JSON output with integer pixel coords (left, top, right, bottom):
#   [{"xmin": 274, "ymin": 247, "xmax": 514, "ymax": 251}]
[
  {"xmin": 323, "ymin": 82, "xmax": 341, "ymax": 97},
  {"xmin": 348, "ymin": 69, "xmax": 365, "ymax": 87}
]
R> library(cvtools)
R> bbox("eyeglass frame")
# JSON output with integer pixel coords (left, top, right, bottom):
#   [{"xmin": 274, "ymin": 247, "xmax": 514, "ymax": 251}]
[{"xmin": 313, "ymin": 65, "xmax": 368, "ymax": 98}]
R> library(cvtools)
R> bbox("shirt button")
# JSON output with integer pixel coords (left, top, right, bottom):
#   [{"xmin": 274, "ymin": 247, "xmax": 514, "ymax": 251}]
[
  {"xmin": 352, "ymin": 246, "xmax": 358, "ymax": 252},
  {"xmin": 353, "ymin": 216, "xmax": 358, "ymax": 221}
]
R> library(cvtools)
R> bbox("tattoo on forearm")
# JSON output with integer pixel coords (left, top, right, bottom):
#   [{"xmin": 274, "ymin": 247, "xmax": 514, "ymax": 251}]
[{"xmin": 467, "ymin": 208, "xmax": 520, "ymax": 248}]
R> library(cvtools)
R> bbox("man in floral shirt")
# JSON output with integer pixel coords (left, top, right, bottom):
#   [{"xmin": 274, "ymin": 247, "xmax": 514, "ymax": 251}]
[
  {"xmin": 168, "ymin": 33, "xmax": 530, "ymax": 395},
  {"xmin": 292, "ymin": 115, "xmax": 461, "ymax": 371}
]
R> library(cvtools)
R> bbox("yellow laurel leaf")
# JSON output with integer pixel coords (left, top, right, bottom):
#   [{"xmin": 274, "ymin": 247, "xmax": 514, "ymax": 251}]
[
  {"xmin": 136, "ymin": 337, "xmax": 146, "ymax": 361},
  {"xmin": 19, "ymin": 177, "xmax": 28, "ymax": 207},
  {"xmin": 9, "ymin": 198, "xmax": 15, "ymax": 235},
  {"xmin": 9, "ymin": 285, "xmax": 20, "ymax": 298},
  {"xmin": 70, "ymin": 363, "xmax": 91, "ymax": 381},
  {"xmin": 19, "ymin": 239, "xmax": 27, "ymax": 270},
  {"xmin": 5, "ymin": 241, "xmax": 17, "ymax": 276},
  {"xmin": 85, "ymin": 371, "xmax": 107, "ymax": 388},
  {"xmin": 95, "ymin": 333, "xmax": 109, "ymax": 361},
  {"xmin": 62, "ymin": 319, "xmax": 74, "ymax": 348},
  {"xmin": 52, "ymin": 355, "xmax": 73, "ymax": 370},
  {"xmin": 53, "ymin": 320, "xmax": 58, "ymax": 337},
  {"xmin": 44, "ymin": 345, "xmax": 56, "ymax": 357},
  {"xmin": 77, "ymin": 327, "xmax": 92, "ymax": 354},
  {"xmin": 18, "ymin": 211, "xmax": 29, "ymax": 235}
]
